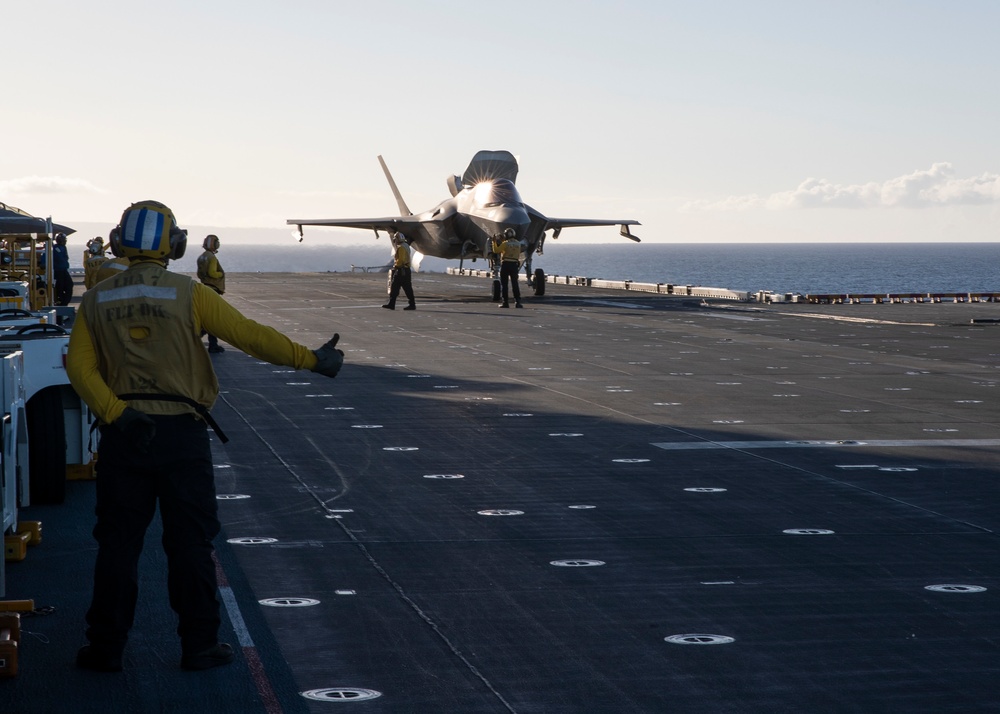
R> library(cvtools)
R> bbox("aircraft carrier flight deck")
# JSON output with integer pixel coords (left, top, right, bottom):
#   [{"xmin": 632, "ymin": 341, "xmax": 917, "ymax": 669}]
[{"xmin": 4, "ymin": 271, "xmax": 999, "ymax": 713}]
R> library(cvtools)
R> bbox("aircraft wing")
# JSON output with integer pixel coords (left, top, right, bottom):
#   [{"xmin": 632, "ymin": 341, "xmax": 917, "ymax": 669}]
[
  {"xmin": 288, "ymin": 216, "xmax": 418, "ymax": 233},
  {"xmin": 287, "ymin": 215, "xmax": 430, "ymax": 242},
  {"xmin": 531, "ymin": 213, "xmax": 642, "ymax": 242}
]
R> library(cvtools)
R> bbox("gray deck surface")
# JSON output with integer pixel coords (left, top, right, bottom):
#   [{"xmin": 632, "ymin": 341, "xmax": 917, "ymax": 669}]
[{"xmin": 3, "ymin": 271, "xmax": 999, "ymax": 713}]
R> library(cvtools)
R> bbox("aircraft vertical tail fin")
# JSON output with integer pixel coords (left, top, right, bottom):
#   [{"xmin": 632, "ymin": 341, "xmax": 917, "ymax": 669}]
[{"xmin": 378, "ymin": 155, "xmax": 412, "ymax": 216}]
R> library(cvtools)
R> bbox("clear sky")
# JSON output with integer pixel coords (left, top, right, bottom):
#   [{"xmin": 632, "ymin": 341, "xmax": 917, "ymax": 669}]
[{"xmin": 4, "ymin": 0, "xmax": 1000, "ymax": 244}]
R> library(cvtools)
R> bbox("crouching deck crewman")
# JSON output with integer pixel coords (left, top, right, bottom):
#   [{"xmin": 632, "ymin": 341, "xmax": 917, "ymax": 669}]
[{"xmin": 66, "ymin": 200, "xmax": 345, "ymax": 672}]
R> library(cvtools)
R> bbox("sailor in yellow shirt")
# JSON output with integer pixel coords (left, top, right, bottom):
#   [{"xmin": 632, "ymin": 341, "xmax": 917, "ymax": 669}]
[
  {"xmin": 491, "ymin": 228, "xmax": 523, "ymax": 308},
  {"xmin": 94, "ymin": 250, "xmax": 129, "ymax": 285},
  {"xmin": 382, "ymin": 232, "xmax": 416, "ymax": 310},
  {"xmin": 83, "ymin": 238, "xmax": 108, "ymax": 289},
  {"xmin": 196, "ymin": 234, "xmax": 226, "ymax": 352},
  {"xmin": 67, "ymin": 200, "xmax": 345, "ymax": 673}
]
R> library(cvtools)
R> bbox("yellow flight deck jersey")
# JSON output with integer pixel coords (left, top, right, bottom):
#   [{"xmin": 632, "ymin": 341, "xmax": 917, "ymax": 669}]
[
  {"xmin": 94, "ymin": 256, "xmax": 130, "ymax": 285},
  {"xmin": 67, "ymin": 260, "xmax": 317, "ymax": 425},
  {"xmin": 393, "ymin": 243, "xmax": 411, "ymax": 269},
  {"xmin": 492, "ymin": 238, "xmax": 521, "ymax": 263},
  {"xmin": 84, "ymin": 253, "xmax": 108, "ymax": 289},
  {"xmin": 197, "ymin": 250, "xmax": 226, "ymax": 294}
]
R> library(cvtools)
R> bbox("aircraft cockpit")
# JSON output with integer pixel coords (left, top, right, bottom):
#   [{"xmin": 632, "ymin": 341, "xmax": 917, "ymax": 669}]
[{"xmin": 473, "ymin": 179, "xmax": 524, "ymax": 209}]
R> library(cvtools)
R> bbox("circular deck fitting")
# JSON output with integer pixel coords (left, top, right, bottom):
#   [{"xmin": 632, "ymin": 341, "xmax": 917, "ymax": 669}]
[
  {"xmin": 878, "ymin": 467, "xmax": 918, "ymax": 472},
  {"xmin": 407, "ymin": 374, "xmax": 431, "ymax": 378},
  {"xmin": 423, "ymin": 474, "xmax": 465, "ymax": 479},
  {"xmin": 665, "ymin": 634, "xmax": 735, "ymax": 645},
  {"xmin": 606, "ymin": 389, "xmax": 633, "ymax": 393},
  {"xmin": 568, "ymin": 505, "xmax": 596, "ymax": 509},
  {"xmin": 955, "ymin": 400, "xmax": 983, "ymax": 404},
  {"xmin": 925, "ymin": 584, "xmax": 987, "ymax": 593},
  {"xmin": 227, "ymin": 537, "xmax": 278, "ymax": 545},
  {"xmin": 272, "ymin": 370, "xmax": 294, "ymax": 373},
  {"xmin": 654, "ymin": 402, "xmax": 682, "ymax": 406},
  {"xmin": 464, "ymin": 396, "xmax": 494, "ymax": 401},
  {"xmin": 716, "ymin": 382, "xmax": 742, "ymax": 386},
  {"xmin": 549, "ymin": 433, "xmax": 584, "ymax": 437},
  {"xmin": 286, "ymin": 382, "xmax": 311, "ymax": 386},
  {"xmin": 613, "ymin": 458, "xmax": 650, "ymax": 463},
  {"xmin": 324, "ymin": 407, "xmax": 355, "ymax": 411},
  {"xmin": 713, "ymin": 420, "xmax": 744, "ymax": 424},
  {"xmin": 301, "ymin": 688, "xmax": 383, "ymax": 702},
  {"xmin": 669, "ymin": 372, "xmax": 694, "ymax": 376},
  {"xmin": 502, "ymin": 413, "xmax": 534, "ymax": 417},
  {"xmin": 383, "ymin": 446, "xmax": 419, "ymax": 452},
  {"xmin": 477, "ymin": 509, "xmax": 524, "ymax": 516},
  {"xmin": 684, "ymin": 487, "xmax": 727, "ymax": 493},
  {"xmin": 783, "ymin": 529, "xmax": 835, "ymax": 535},
  {"xmin": 433, "ymin": 385, "xmax": 459, "ymax": 389},
  {"xmin": 305, "ymin": 394, "xmax": 333, "ymax": 398},
  {"xmin": 351, "ymin": 425, "xmax": 383, "ymax": 429},
  {"xmin": 214, "ymin": 464, "xmax": 232, "ymax": 469},
  {"xmin": 528, "ymin": 367, "xmax": 552, "ymax": 371},
  {"xmin": 884, "ymin": 387, "xmax": 911, "ymax": 391},
  {"xmin": 772, "ymin": 394, "xmax": 801, "ymax": 398},
  {"xmin": 629, "ymin": 361, "xmax": 651, "ymax": 365},
  {"xmin": 216, "ymin": 494, "xmax": 251, "ymax": 500},
  {"xmin": 551, "ymin": 559, "xmax": 605, "ymax": 567},
  {"xmin": 839, "ymin": 409, "xmax": 871, "ymax": 413},
  {"xmin": 923, "ymin": 428, "xmax": 959, "ymax": 432},
  {"xmin": 259, "ymin": 597, "xmax": 321, "ymax": 607}
]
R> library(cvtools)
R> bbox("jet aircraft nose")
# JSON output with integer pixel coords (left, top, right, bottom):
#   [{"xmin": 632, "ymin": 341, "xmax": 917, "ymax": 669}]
[{"xmin": 489, "ymin": 204, "xmax": 531, "ymax": 228}]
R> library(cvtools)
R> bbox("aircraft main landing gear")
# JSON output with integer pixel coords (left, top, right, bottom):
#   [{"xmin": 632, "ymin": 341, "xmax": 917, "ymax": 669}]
[{"xmin": 532, "ymin": 268, "xmax": 545, "ymax": 296}]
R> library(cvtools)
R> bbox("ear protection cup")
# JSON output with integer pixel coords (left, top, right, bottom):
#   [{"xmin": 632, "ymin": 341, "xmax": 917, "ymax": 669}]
[{"xmin": 202, "ymin": 234, "xmax": 220, "ymax": 252}]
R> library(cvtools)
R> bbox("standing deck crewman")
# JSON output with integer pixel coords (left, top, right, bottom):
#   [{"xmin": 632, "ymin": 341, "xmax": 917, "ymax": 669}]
[
  {"xmin": 382, "ymin": 231, "xmax": 416, "ymax": 310},
  {"xmin": 67, "ymin": 200, "xmax": 345, "ymax": 673},
  {"xmin": 53, "ymin": 232, "xmax": 74, "ymax": 305},
  {"xmin": 196, "ymin": 234, "xmax": 226, "ymax": 353},
  {"xmin": 492, "ymin": 228, "xmax": 523, "ymax": 308}
]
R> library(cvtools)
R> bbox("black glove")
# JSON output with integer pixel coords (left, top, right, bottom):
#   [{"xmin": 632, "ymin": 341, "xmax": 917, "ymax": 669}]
[
  {"xmin": 116, "ymin": 407, "xmax": 156, "ymax": 453},
  {"xmin": 312, "ymin": 333, "xmax": 344, "ymax": 378}
]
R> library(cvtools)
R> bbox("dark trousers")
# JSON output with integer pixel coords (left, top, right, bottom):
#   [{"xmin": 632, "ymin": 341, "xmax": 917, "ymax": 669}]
[
  {"xmin": 55, "ymin": 269, "xmax": 73, "ymax": 306},
  {"xmin": 387, "ymin": 267, "xmax": 415, "ymax": 307},
  {"xmin": 203, "ymin": 285, "xmax": 222, "ymax": 348},
  {"xmin": 500, "ymin": 261, "xmax": 521, "ymax": 304},
  {"xmin": 86, "ymin": 415, "xmax": 221, "ymax": 656}
]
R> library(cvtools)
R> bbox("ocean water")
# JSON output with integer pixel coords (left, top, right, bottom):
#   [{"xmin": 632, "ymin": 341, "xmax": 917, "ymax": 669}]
[{"xmin": 160, "ymin": 243, "xmax": 999, "ymax": 296}]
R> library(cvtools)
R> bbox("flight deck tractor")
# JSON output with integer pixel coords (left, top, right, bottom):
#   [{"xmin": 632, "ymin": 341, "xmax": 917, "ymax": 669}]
[{"xmin": 0, "ymin": 205, "xmax": 96, "ymax": 598}]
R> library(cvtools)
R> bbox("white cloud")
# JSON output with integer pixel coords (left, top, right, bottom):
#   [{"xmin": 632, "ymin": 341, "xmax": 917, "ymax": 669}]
[
  {"xmin": 0, "ymin": 176, "xmax": 106, "ymax": 195},
  {"xmin": 683, "ymin": 163, "xmax": 1000, "ymax": 212}
]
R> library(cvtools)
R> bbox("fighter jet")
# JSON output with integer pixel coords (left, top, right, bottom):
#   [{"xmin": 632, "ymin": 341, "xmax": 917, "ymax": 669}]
[{"xmin": 287, "ymin": 150, "xmax": 640, "ymax": 299}]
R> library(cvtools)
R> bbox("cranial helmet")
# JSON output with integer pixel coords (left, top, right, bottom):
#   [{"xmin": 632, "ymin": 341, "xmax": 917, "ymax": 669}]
[
  {"xmin": 110, "ymin": 200, "xmax": 187, "ymax": 261},
  {"xmin": 88, "ymin": 240, "xmax": 104, "ymax": 256},
  {"xmin": 203, "ymin": 234, "xmax": 220, "ymax": 252},
  {"xmin": 503, "ymin": 227, "xmax": 516, "ymax": 239}
]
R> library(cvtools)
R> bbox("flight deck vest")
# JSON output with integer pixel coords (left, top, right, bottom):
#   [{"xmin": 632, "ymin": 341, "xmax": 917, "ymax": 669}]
[
  {"xmin": 197, "ymin": 251, "xmax": 226, "ymax": 294},
  {"xmin": 82, "ymin": 262, "xmax": 219, "ymax": 417},
  {"xmin": 84, "ymin": 254, "xmax": 108, "ymax": 289}
]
